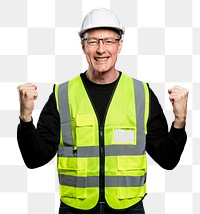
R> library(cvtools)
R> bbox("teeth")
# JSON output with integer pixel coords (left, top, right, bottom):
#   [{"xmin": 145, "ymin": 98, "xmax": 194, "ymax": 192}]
[{"xmin": 95, "ymin": 57, "xmax": 108, "ymax": 61}]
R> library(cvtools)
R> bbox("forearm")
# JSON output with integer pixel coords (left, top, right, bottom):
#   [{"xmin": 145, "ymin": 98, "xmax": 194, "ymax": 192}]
[
  {"xmin": 146, "ymin": 123, "xmax": 187, "ymax": 170},
  {"xmin": 173, "ymin": 117, "xmax": 186, "ymax": 129},
  {"xmin": 17, "ymin": 119, "xmax": 58, "ymax": 169}
]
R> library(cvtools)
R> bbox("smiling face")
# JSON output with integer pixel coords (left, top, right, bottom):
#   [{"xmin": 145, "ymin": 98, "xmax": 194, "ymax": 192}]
[{"xmin": 82, "ymin": 29, "xmax": 123, "ymax": 76}]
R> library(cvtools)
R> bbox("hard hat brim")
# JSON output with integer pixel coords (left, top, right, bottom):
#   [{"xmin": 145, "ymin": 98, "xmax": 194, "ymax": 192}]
[{"xmin": 79, "ymin": 26, "xmax": 124, "ymax": 39}]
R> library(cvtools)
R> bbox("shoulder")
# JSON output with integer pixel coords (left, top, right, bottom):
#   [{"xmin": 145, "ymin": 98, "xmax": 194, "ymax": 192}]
[{"xmin": 54, "ymin": 75, "xmax": 82, "ymax": 91}]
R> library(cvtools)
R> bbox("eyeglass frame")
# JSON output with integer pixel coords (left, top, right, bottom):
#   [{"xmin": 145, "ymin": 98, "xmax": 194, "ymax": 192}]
[{"xmin": 82, "ymin": 37, "xmax": 120, "ymax": 47}]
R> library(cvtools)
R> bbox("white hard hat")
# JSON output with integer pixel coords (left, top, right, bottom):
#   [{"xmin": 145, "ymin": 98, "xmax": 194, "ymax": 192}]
[{"xmin": 79, "ymin": 8, "xmax": 125, "ymax": 39}]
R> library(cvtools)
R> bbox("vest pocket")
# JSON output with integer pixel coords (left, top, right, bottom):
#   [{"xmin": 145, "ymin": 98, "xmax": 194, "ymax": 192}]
[
  {"xmin": 60, "ymin": 185, "xmax": 86, "ymax": 199},
  {"xmin": 117, "ymin": 156, "xmax": 146, "ymax": 199},
  {"xmin": 117, "ymin": 155, "xmax": 146, "ymax": 173},
  {"xmin": 118, "ymin": 186, "xmax": 146, "ymax": 199},
  {"xmin": 75, "ymin": 114, "xmax": 95, "ymax": 146},
  {"xmin": 58, "ymin": 157, "xmax": 87, "ymax": 199}
]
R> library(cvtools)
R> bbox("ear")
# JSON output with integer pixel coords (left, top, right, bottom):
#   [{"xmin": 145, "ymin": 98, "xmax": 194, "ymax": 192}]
[
  {"xmin": 117, "ymin": 40, "xmax": 123, "ymax": 54},
  {"xmin": 81, "ymin": 41, "xmax": 86, "ymax": 54}
]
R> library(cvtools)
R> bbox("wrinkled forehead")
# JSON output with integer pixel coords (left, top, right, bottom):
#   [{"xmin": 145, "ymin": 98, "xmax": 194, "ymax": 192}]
[{"xmin": 83, "ymin": 28, "xmax": 120, "ymax": 39}]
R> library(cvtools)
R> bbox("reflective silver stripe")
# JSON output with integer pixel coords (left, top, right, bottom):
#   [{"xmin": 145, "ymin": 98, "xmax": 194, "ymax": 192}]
[
  {"xmin": 58, "ymin": 144, "xmax": 145, "ymax": 158},
  {"xmin": 105, "ymin": 174, "xmax": 147, "ymax": 187},
  {"xmin": 132, "ymin": 79, "xmax": 146, "ymax": 154},
  {"xmin": 105, "ymin": 145, "xmax": 145, "ymax": 156},
  {"xmin": 59, "ymin": 174, "xmax": 146, "ymax": 188},
  {"xmin": 59, "ymin": 174, "xmax": 99, "ymax": 188},
  {"xmin": 58, "ymin": 82, "xmax": 74, "ymax": 146},
  {"xmin": 58, "ymin": 146, "xmax": 99, "ymax": 157}
]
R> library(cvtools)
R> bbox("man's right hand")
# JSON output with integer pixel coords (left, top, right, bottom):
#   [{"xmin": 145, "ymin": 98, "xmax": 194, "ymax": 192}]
[{"xmin": 17, "ymin": 83, "xmax": 38, "ymax": 122}]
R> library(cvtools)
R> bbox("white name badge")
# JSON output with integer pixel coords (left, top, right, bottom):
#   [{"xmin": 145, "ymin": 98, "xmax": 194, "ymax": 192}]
[{"xmin": 114, "ymin": 128, "xmax": 135, "ymax": 144}]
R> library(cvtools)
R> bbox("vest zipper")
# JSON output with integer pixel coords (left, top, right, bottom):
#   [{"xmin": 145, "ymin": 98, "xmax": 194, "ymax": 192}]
[{"xmin": 99, "ymin": 125, "xmax": 105, "ymax": 202}]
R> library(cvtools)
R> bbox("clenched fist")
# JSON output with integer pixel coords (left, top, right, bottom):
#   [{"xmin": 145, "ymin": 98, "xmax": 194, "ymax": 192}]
[
  {"xmin": 168, "ymin": 86, "xmax": 189, "ymax": 129},
  {"xmin": 17, "ymin": 83, "xmax": 38, "ymax": 122}
]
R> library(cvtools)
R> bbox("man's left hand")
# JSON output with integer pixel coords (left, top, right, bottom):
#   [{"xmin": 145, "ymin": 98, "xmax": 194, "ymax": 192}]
[{"xmin": 168, "ymin": 86, "xmax": 189, "ymax": 129}]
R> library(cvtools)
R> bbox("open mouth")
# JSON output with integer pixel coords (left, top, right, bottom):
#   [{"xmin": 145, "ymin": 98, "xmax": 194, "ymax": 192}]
[{"xmin": 94, "ymin": 57, "xmax": 110, "ymax": 61}]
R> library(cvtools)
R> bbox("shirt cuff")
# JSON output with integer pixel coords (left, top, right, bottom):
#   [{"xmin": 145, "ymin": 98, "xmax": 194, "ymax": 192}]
[
  {"xmin": 19, "ymin": 117, "xmax": 35, "ymax": 132},
  {"xmin": 170, "ymin": 122, "xmax": 186, "ymax": 138}
]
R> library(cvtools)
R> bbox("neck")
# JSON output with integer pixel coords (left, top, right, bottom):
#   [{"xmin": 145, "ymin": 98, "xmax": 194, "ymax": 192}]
[{"xmin": 86, "ymin": 70, "xmax": 119, "ymax": 84}]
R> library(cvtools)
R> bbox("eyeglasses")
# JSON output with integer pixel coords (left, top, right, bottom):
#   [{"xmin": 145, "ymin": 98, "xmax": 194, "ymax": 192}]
[{"xmin": 82, "ymin": 37, "xmax": 120, "ymax": 47}]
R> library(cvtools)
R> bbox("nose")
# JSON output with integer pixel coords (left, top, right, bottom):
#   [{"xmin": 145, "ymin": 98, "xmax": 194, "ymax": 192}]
[{"xmin": 96, "ymin": 40, "xmax": 106, "ymax": 54}]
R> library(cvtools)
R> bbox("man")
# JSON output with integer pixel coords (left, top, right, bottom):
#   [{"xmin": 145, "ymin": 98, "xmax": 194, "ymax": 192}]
[{"xmin": 17, "ymin": 8, "xmax": 189, "ymax": 214}]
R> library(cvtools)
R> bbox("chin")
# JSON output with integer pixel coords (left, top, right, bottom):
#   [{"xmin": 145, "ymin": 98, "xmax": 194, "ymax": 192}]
[{"xmin": 93, "ymin": 65, "xmax": 112, "ymax": 73}]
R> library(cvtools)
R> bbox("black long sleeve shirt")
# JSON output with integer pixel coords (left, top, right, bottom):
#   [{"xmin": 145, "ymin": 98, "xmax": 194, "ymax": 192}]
[{"xmin": 17, "ymin": 72, "xmax": 187, "ymax": 170}]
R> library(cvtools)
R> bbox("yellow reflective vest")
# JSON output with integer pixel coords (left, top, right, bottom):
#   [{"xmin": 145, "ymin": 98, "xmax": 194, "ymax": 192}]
[{"xmin": 54, "ymin": 73, "xmax": 149, "ymax": 210}]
